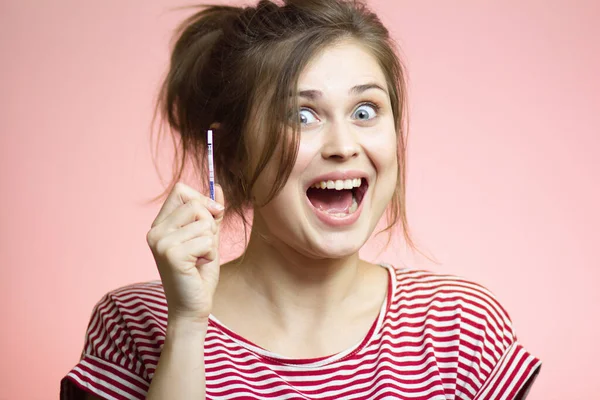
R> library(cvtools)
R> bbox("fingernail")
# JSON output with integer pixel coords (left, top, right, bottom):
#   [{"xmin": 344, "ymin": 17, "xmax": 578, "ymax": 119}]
[{"xmin": 211, "ymin": 201, "xmax": 224, "ymax": 211}]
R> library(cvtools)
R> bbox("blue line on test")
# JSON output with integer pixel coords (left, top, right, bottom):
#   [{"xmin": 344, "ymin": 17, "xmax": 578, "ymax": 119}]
[{"xmin": 209, "ymin": 178, "xmax": 215, "ymax": 201}]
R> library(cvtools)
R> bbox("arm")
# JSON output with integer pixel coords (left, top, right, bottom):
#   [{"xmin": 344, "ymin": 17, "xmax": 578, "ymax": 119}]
[
  {"xmin": 67, "ymin": 183, "xmax": 222, "ymax": 400},
  {"xmin": 145, "ymin": 319, "xmax": 208, "ymax": 400}
]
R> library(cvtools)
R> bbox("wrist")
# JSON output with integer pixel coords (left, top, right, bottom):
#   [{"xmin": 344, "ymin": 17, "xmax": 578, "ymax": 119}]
[{"xmin": 167, "ymin": 314, "xmax": 210, "ymax": 340}]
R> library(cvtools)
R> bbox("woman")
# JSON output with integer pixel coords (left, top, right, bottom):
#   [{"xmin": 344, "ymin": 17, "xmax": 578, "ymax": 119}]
[{"xmin": 61, "ymin": 0, "xmax": 541, "ymax": 398}]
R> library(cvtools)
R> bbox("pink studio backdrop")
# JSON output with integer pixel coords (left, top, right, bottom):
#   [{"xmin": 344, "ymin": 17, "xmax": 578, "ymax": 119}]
[{"xmin": 1, "ymin": 0, "xmax": 598, "ymax": 399}]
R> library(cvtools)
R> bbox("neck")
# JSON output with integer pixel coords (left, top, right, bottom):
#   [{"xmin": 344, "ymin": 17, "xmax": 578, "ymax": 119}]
[{"xmin": 230, "ymin": 216, "xmax": 365, "ymax": 327}]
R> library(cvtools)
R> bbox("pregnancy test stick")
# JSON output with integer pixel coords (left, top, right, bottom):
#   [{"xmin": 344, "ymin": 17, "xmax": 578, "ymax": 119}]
[{"xmin": 207, "ymin": 129, "xmax": 215, "ymax": 201}]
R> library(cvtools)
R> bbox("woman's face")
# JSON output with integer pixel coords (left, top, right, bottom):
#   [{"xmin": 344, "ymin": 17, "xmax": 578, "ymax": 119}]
[{"xmin": 251, "ymin": 40, "xmax": 398, "ymax": 259}]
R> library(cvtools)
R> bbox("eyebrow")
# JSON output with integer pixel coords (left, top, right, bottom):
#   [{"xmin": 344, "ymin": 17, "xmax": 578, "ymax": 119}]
[
  {"xmin": 297, "ymin": 83, "xmax": 388, "ymax": 100},
  {"xmin": 351, "ymin": 83, "xmax": 388, "ymax": 96}
]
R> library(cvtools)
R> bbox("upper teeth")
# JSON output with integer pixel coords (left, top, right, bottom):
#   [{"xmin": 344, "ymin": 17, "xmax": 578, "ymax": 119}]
[{"xmin": 310, "ymin": 178, "xmax": 362, "ymax": 190}]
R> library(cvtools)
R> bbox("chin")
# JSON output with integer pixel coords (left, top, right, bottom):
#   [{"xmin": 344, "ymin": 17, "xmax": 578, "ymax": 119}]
[{"xmin": 306, "ymin": 229, "xmax": 370, "ymax": 259}]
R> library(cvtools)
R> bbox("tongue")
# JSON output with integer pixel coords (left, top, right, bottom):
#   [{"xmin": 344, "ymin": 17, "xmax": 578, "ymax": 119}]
[{"xmin": 307, "ymin": 188, "xmax": 353, "ymax": 213}]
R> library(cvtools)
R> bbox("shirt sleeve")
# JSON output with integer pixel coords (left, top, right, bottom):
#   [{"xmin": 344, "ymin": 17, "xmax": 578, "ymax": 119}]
[
  {"xmin": 455, "ymin": 282, "xmax": 542, "ymax": 400},
  {"xmin": 474, "ymin": 340, "xmax": 541, "ymax": 399},
  {"xmin": 60, "ymin": 292, "xmax": 151, "ymax": 400}
]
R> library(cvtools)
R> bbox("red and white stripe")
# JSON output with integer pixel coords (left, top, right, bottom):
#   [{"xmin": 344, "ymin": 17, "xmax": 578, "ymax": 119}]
[{"xmin": 61, "ymin": 265, "xmax": 541, "ymax": 399}]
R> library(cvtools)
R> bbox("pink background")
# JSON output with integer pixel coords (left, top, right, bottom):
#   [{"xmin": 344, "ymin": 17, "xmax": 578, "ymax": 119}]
[{"xmin": 1, "ymin": 0, "xmax": 598, "ymax": 399}]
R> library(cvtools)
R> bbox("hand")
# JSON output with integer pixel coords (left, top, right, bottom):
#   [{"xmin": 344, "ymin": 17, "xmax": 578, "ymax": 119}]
[{"xmin": 146, "ymin": 182, "xmax": 225, "ymax": 325}]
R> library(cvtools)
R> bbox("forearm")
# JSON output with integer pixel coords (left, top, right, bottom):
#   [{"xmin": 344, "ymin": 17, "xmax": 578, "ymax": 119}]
[{"xmin": 146, "ymin": 319, "xmax": 208, "ymax": 400}]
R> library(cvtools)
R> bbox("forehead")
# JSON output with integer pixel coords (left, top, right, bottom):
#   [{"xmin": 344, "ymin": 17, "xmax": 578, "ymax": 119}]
[{"xmin": 298, "ymin": 40, "xmax": 386, "ymax": 92}]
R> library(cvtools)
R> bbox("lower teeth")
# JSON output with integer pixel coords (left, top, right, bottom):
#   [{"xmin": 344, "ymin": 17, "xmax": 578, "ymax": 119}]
[
  {"xmin": 327, "ymin": 195, "xmax": 358, "ymax": 217},
  {"xmin": 348, "ymin": 195, "xmax": 358, "ymax": 213}
]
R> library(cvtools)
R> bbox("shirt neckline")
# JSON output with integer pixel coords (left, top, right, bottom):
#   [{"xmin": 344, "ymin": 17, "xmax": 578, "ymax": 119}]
[{"xmin": 207, "ymin": 263, "xmax": 396, "ymax": 368}]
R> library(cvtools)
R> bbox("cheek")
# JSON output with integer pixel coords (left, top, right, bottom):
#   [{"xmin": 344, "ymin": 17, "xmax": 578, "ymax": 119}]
[
  {"xmin": 252, "ymin": 140, "xmax": 316, "ymax": 205},
  {"xmin": 292, "ymin": 142, "xmax": 316, "ymax": 172},
  {"xmin": 365, "ymin": 128, "xmax": 398, "ymax": 173},
  {"xmin": 275, "ymin": 138, "xmax": 318, "ymax": 190},
  {"xmin": 270, "ymin": 142, "xmax": 316, "ymax": 206},
  {"xmin": 364, "ymin": 128, "xmax": 399, "ymax": 210}
]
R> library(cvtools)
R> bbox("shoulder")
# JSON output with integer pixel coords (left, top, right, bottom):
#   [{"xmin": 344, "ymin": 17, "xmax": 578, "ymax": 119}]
[
  {"xmin": 388, "ymin": 266, "xmax": 515, "ymax": 344},
  {"xmin": 88, "ymin": 279, "xmax": 168, "ymax": 356},
  {"xmin": 384, "ymin": 265, "xmax": 542, "ymax": 399},
  {"xmin": 90, "ymin": 280, "xmax": 168, "ymax": 353},
  {"xmin": 96, "ymin": 280, "xmax": 168, "ymax": 319},
  {"xmin": 61, "ymin": 281, "xmax": 165, "ymax": 399},
  {"xmin": 99, "ymin": 279, "xmax": 166, "ymax": 307},
  {"xmin": 86, "ymin": 280, "xmax": 168, "ymax": 340}
]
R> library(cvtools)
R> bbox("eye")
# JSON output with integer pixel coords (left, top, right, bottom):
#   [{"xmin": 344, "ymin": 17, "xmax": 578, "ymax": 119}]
[
  {"xmin": 299, "ymin": 108, "xmax": 319, "ymax": 126},
  {"xmin": 352, "ymin": 103, "xmax": 378, "ymax": 121}
]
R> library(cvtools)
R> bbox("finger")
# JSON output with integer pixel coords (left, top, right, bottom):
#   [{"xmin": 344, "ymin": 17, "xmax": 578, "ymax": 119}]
[
  {"xmin": 187, "ymin": 235, "xmax": 216, "ymax": 262},
  {"xmin": 149, "ymin": 203, "xmax": 216, "ymax": 250},
  {"xmin": 213, "ymin": 184, "xmax": 225, "ymax": 225},
  {"xmin": 166, "ymin": 199, "xmax": 217, "ymax": 232},
  {"xmin": 147, "ymin": 189, "xmax": 223, "ymax": 251},
  {"xmin": 163, "ymin": 236, "xmax": 216, "ymax": 271},
  {"xmin": 152, "ymin": 183, "xmax": 202, "ymax": 228},
  {"xmin": 152, "ymin": 182, "xmax": 224, "ymax": 228},
  {"xmin": 165, "ymin": 219, "xmax": 216, "ymax": 247}
]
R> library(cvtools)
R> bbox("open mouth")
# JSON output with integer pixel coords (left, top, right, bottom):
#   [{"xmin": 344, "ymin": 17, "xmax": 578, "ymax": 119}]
[{"xmin": 306, "ymin": 178, "xmax": 369, "ymax": 217}]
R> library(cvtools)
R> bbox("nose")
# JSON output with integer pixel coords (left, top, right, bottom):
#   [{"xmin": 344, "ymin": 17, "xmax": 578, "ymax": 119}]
[{"xmin": 320, "ymin": 121, "xmax": 360, "ymax": 161}]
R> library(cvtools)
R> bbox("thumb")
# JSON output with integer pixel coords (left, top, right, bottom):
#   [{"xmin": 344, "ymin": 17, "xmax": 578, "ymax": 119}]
[{"xmin": 214, "ymin": 183, "xmax": 225, "ymax": 225}]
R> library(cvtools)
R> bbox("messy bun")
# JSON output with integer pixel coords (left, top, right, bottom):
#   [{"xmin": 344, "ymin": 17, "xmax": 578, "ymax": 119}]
[{"xmin": 150, "ymin": 0, "xmax": 419, "ymax": 253}]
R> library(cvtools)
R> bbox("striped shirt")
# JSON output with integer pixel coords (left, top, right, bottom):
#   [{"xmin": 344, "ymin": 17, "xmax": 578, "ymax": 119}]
[{"xmin": 61, "ymin": 264, "xmax": 541, "ymax": 399}]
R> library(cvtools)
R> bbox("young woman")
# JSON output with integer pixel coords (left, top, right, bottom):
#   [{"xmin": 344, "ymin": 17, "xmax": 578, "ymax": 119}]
[{"xmin": 61, "ymin": 0, "xmax": 541, "ymax": 399}]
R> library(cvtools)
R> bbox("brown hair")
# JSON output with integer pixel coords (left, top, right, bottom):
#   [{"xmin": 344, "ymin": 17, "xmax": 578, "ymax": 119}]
[{"xmin": 150, "ymin": 0, "xmax": 429, "ymax": 257}]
